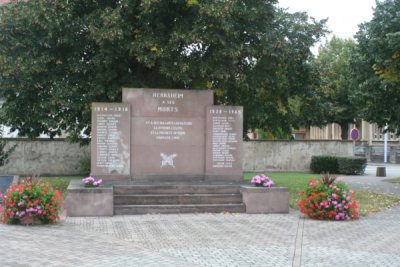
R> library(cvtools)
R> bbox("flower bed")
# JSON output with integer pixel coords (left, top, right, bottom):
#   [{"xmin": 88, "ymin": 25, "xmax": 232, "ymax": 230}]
[
  {"xmin": 0, "ymin": 178, "xmax": 62, "ymax": 225},
  {"xmin": 298, "ymin": 174, "xmax": 359, "ymax": 220}
]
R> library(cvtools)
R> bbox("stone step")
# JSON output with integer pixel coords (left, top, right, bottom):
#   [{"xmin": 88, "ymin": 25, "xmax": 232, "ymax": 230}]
[
  {"xmin": 114, "ymin": 203, "xmax": 246, "ymax": 215},
  {"xmin": 114, "ymin": 193, "xmax": 243, "ymax": 205},
  {"xmin": 113, "ymin": 185, "xmax": 241, "ymax": 195}
]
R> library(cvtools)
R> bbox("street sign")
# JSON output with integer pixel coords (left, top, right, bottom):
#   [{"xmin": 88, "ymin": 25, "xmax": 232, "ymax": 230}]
[{"xmin": 350, "ymin": 128, "xmax": 360, "ymax": 141}]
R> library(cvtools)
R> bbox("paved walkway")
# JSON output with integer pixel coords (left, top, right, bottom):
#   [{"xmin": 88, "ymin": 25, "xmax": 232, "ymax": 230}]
[
  {"xmin": 1, "ymin": 165, "xmax": 400, "ymax": 267},
  {"xmin": 342, "ymin": 164, "xmax": 400, "ymax": 196}
]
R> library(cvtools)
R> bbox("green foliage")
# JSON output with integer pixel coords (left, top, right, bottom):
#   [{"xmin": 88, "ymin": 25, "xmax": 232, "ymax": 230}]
[
  {"xmin": 244, "ymin": 172, "xmax": 400, "ymax": 214},
  {"xmin": 310, "ymin": 155, "xmax": 339, "ymax": 174},
  {"xmin": 78, "ymin": 154, "xmax": 91, "ymax": 175},
  {"xmin": 0, "ymin": 128, "xmax": 16, "ymax": 166},
  {"xmin": 243, "ymin": 172, "xmax": 312, "ymax": 208},
  {"xmin": 1, "ymin": 178, "xmax": 62, "ymax": 224},
  {"xmin": 352, "ymin": 0, "xmax": 400, "ymax": 133},
  {"xmin": 310, "ymin": 155, "xmax": 366, "ymax": 175},
  {"xmin": 39, "ymin": 176, "xmax": 82, "ymax": 197},
  {"xmin": 298, "ymin": 175, "xmax": 360, "ymax": 220},
  {"xmin": 337, "ymin": 157, "xmax": 367, "ymax": 175},
  {"xmin": 0, "ymin": 0, "xmax": 326, "ymax": 142},
  {"xmin": 256, "ymin": 128, "xmax": 293, "ymax": 140},
  {"xmin": 307, "ymin": 37, "xmax": 359, "ymax": 139}
]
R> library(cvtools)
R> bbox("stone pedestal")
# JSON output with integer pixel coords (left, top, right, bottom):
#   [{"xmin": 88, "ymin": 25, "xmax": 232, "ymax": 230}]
[
  {"xmin": 64, "ymin": 180, "xmax": 113, "ymax": 217},
  {"xmin": 376, "ymin": 166, "xmax": 386, "ymax": 177},
  {"xmin": 240, "ymin": 186, "xmax": 289, "ymax": 214}
]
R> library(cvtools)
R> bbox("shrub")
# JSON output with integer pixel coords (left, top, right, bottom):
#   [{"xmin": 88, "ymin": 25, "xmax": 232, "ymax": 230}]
[
  {"xmin": 298, "ymin": 174, "xmax": 359, "ymax": 220},
  {"xmin": 78, "ymin": 154, "xmax": 91, "ymax": 175},
  {"xmin": 337, "ymin": 157, "xmax": 367, "ymax": 175},
  {"xmin": 0, "ymin": 127, "xmax": 17, "ymax": 166},
  {"xmin": 310, "ymin": 155, "xmax": 339, "ymax": 174},
  {"xmin": 1, "ymin": 177, "xmax": 62, "ymax": 225}
]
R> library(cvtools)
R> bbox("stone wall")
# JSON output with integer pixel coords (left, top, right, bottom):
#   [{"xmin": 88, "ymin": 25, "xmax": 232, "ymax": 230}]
[
  {"xmin": 0, "ymin": 139, "xmax": 90, "ymax": 176},
  {"xmin": 243, "ymin": 140, "xmax": 353, "ymax": 172},
  {"xmin": 0, "ymin": 139, "xmax": 353, "ymax": 175}
]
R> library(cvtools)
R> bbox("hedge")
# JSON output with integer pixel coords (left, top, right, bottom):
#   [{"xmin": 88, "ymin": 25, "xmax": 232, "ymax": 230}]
[
  {"xmin": 337, "ymin": 157, "xmax": 367, "ymax": 175},
  {"xmin": 310, "ymin": 155, "xmax": 339, "ymax": 174},
  {"xmin": 310, "ymin": 155, "xmax": 367, "ymax": 175}
]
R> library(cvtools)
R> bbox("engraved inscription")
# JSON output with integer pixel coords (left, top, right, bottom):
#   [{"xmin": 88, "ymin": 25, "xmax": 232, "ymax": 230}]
[
  {"xmin": 153, "ymin": 92, "xmax": 184, "ymax": 113},
  {"xmin": 146, "ymin": 120, "xmax": 192, "ymax": 140},
  {"xmin": 209, "ymin": 108, "xmax": 241, "ymax": 168},
  {"xmin": 93, "ymin": 104, "xmax": 129, "ymax": 173}
]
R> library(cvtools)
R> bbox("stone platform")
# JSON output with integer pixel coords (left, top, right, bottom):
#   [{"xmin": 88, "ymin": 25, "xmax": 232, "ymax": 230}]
[{"xmin": 65, "ymin": 180, "xmax": 289, "ymax": 216}]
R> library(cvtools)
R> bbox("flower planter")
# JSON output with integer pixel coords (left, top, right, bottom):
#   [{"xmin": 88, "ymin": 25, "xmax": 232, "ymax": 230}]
[
  {"xmin": 19, "ymin": 215, "xmax": 42, "ymax": 225},
  {"xmin": 64, "ymin": 180, "xmax": 113, "ymax": 217},
  {"xmin": 240, "ymin": 186, "xmax": 289, "ymax": 214},
  {"xmin": 1, "ymin": 178, "xmax": 62, "ymax": 225}
]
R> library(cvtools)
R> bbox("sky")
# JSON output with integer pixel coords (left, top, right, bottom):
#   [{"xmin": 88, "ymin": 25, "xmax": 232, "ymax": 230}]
[{"xmin": 278, "ymin": 0, "xmax": 377, "ymax": 40}]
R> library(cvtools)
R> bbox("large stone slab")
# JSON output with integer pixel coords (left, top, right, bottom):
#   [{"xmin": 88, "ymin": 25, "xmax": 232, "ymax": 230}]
[
  {"xmin": 122, "ymin": 88, "xmax": 213, "ymax": 181},
  {"xmin": 122, "ymin": 88, "xmax": 213, "ymax": 117},
  {"xmin": 206, "ymin": 106, "xmax": 243, "ymax": 181},
  {"xmin": 90, "ymin": 88, "xmax": 244, "ymax": 182},
  {"xmin": 240, "ymin": 186, "xmax": 289, "ymax": 213},
  {"xmin": 64, "ymin": 180, "xmax": 113, "ymax": 217},
  {"xmin": 91, "ymin": 103, "xmax": 131, "ymax": 179}
]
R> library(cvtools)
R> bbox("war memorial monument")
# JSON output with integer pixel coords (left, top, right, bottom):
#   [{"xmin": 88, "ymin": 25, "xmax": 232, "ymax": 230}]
[{"xmin": 65, "ymin": 88, "xmax": 288, "ymax": 216}]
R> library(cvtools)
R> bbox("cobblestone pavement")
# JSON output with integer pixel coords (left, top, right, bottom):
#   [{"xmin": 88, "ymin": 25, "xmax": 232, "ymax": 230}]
[
  {"xmin": 1, "ymin": 165, "xmax": 400, "ymax": 267},
  {"xmin": 1, "ymin": 206, "xmax": 400, "ymax": 267},
  {"xmin": 342, "ymin": 164, "xmax": 400, "ymax": 196}
]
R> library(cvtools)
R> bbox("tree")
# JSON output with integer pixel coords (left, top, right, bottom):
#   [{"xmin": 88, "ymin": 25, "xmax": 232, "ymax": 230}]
[
  {"xmin": 352, "ymin": 0, "xmax": 400, "ymax": 133},
  {"xmin": 0, "ymin": 127, "xmax": 16, "ymax": 166},
  {"xmin": 310, "ymin": 37, "xmax": 359, "ymax": 140},
  {"xmin": 0, "ymin": 0, "xmax": 326, "ymax": 141}
]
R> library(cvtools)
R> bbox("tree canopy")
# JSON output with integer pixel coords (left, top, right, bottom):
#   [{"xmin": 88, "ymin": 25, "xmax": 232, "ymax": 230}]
[
  {"xmin": 0, "ymin": 0, "xmax": 326, "ymax": 141},
  {"xmin": 310, "ymin": 37, "xmax": 359, "ymax": 139},
  {"xmin": 352, "ymin": 0, "xmax": 400, "ymax": 133}
]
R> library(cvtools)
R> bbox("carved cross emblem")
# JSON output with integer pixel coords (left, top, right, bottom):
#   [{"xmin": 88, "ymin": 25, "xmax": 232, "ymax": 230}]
[{"xmin": 160, "ymin": 153, "xmax": 177, "ymax": 168}]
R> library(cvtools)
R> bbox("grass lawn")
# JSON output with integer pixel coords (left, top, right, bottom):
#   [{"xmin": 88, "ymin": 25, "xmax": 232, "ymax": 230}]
[
  {"xmin": 244, "ymin": 172, "xmax": 312, "ymax": 208},
  {"xmin": 244, "ymin": 172, "xmax": 400, "ymax": 216},
  {"xmin": 38, "ymin": 176, "xmax": 82, "ymax": 197},
  {"xmin": 355, "ymin": 190, "xmax": 400, "ymax": 215},
  {"xmin": 384, "ymin": 177, "xmax": 400, "ymax": 184}
]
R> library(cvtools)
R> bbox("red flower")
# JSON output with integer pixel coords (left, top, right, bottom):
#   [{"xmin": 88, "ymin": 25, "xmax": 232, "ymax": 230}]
[{"xmin": 328, "ymin": 211, "xmax": 336, "ymax": 218}]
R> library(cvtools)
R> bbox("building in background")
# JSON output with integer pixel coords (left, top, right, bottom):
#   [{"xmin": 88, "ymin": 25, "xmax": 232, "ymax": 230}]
[
  {"xmin": 293, "ymin": 121, "xmax": 399, "ymax": 144},
  {"xmin": 293, "ymin": 121, "xmax": 400, "ymax": 163}
]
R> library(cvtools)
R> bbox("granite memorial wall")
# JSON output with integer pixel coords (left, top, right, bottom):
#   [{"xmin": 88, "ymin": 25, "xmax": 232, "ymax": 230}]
[{"xmin": 91, "ymin": 88, "xmax": 243, "ymax": 181}]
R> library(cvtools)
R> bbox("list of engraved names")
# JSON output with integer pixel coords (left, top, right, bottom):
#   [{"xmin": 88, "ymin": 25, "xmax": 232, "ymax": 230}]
[
  {"xmin": 210, "ymin": 109, "xmax": 241, "ymax": 168},
  {"xmin": 94, "ymin": 105, "xmax": 128, "ymax": 169}
]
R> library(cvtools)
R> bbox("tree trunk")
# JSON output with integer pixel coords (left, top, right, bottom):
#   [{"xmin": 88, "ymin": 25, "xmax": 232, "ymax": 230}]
[{"xmin": 340, "ymin": 122, "xmax": 349, "ymax": 140}]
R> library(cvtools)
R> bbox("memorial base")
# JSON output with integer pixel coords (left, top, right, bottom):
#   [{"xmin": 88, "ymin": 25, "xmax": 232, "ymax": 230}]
[
  {"xmin": 205, "ymin": 174, "xmax": 243, "ymax": 182},
  {"xmin": 65, "ymin": 180, "xmax": 113, "ymax": 217},
  {"xmin": 240, "ymin": 186, "xmax": 289, "ymax": 214},
  {"xmin": 132, "ymin": 173, "xmax": 205, "ymax": 182}
]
